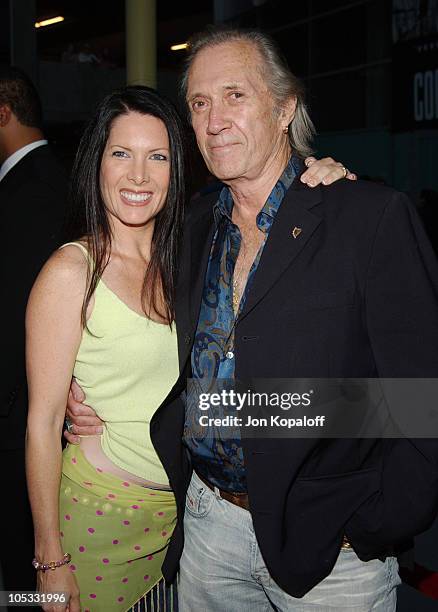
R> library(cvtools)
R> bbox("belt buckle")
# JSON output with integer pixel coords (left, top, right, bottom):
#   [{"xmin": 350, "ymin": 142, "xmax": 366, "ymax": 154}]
[{"xmin": 341, "ymin": 535, "xmax": 353, "ymax": 550}]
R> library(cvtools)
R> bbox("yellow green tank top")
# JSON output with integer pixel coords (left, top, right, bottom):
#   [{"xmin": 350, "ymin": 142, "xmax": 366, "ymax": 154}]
[{"xmin": 62, "ymin": 242, "xmax": 179, "ymax": 484}]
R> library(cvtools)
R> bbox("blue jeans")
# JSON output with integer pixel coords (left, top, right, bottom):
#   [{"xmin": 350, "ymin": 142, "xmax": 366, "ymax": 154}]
[{"xmin": 178, "ymin": 472, "xmax": 400, "ymax": 611}]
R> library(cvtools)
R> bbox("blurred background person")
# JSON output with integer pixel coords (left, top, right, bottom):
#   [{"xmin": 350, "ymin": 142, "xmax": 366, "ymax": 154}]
[{"xmin": 0, "ymin": 65, "xmax": 68, "ymax": 594}]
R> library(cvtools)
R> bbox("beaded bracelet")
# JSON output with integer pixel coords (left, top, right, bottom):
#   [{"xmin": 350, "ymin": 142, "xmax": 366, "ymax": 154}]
[{"xmin": 32, "ymin": 552, "xmax": 71, "ymax": 572}]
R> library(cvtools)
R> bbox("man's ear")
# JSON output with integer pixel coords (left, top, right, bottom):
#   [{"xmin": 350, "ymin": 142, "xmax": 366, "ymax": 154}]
[
  {"xmin": 281, "ymin": 96, "xmax": 297, "ymax": 131},
  {"xmin": 0, "ymin": 105, "xmax": 12, "ymax": 127}
]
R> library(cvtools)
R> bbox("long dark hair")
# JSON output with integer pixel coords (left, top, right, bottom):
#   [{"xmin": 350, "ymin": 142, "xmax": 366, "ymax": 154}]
[{"xmin": 68, "ymin": 86, "xmax": 186, "ymax": 326}]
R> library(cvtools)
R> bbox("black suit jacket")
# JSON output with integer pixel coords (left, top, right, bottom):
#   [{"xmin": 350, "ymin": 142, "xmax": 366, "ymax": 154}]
[
  {"xmin": 151, "ymin": 176, "xmax": 438, "ymax": 597},
  {"xmin": 1, "ymin": 144, "xmax": 68, "ymax": 449}
]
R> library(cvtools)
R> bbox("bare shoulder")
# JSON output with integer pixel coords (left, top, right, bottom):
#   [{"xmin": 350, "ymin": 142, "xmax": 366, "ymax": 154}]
[
  {"xmin": 53, "ymin": 242, "xmax": 89, "ymax": 273},
  {"xmin": 30, "ymin": 243, "xmax": 89, "ymax": 304}
]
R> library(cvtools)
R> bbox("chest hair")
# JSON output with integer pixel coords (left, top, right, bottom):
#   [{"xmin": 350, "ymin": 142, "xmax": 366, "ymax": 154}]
[{"xmin": 233, "ymin": 220, "xmax": 265, "ymax": 307}]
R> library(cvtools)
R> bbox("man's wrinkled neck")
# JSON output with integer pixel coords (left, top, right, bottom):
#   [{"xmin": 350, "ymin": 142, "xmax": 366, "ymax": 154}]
[{"xmin": 226, "ymin": 144, "xmax": 292, "ymax": 220}]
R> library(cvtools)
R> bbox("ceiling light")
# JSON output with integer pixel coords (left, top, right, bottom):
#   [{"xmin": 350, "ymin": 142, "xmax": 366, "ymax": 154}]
[
  {"xmin": 35, "ymin": 16, "xmax": 64, "ymax": 29},
  {"xmin": 170, "ymin": 43, "xmax": 188, "ymax": 51}
]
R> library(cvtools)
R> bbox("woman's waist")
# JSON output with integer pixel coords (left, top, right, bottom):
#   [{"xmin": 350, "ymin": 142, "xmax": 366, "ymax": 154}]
[{"xmin": 77, "ymin": 434, "xmax": 171, "ymax": 490}]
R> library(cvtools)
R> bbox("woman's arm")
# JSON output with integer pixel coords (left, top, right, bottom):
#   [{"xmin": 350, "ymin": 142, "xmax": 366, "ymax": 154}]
[{"xmin": 25, "ymin": 246, "xmax": 87, "ymax": 611}]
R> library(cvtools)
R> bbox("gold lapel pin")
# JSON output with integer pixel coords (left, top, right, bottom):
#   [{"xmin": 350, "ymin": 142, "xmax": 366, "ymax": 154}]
[{"xmin": 292, "ymin": 227, "xmax": 302, "ymax": 239}]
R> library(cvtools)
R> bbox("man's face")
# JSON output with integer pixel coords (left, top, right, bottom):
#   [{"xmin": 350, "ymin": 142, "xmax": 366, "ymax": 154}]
[
  {"xmin": 0, "ymin": 104, "xmax": 12, "ymax": 164},
  {"xmin": 186, "ymin": 40, "xmax": 293, "ymax": 184}
]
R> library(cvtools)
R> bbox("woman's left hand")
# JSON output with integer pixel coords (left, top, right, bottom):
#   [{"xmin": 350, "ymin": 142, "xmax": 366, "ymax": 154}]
[{"xmin": 301, "ymin": 156, "xmax": 356, "ymax": 187}]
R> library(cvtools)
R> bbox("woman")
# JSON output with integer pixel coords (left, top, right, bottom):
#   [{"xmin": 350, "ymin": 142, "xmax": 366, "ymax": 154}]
[
  {"xmin": 26, "ymin": 84, "xmax": 349, "ymax": 612},
  {"xmin": 26, "ymin": 86, "xmax": 185, "ymax": 612}
]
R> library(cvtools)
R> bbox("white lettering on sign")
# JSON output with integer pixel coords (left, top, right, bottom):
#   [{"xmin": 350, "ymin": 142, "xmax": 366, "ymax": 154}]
[{"xmin": 413, "ymin": 70, "xmax": 438, "ymax": 121}]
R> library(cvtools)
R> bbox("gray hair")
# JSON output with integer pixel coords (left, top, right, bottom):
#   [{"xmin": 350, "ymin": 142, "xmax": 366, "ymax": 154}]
[{"xmin": 181, "ymin": 26, "xmax": 315, "ymax": 158}]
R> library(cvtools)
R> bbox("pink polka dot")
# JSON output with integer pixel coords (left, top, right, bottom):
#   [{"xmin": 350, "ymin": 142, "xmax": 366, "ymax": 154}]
[
  {"xmin": 162, "ymin": 531, "xmax": 168, "ymax": 537},
  {"xmin": 89, "ymin": 594, "xmax": 96, "ymax": 599},
  {"xmin": 84, "ymin": 609, "xmax": 90, "ymax": 612},
  {"xmin": 96, "ymin": 467, "xmax": 103, "ymax": 473},
  {"xmin": 84, "ymin": 481, "xmax": 93, "ymax": 486},
  {"xmin": 96, "ymin": 510, "xmax": 104, "ymax": 516},
  {"xmin": 123, "ymin": 520, "xmax": 130, "ymax": 526},
  {"xmin": 137, "ymin": 499, "xmax": 144, "ymax": 502},
  {"xmin": 112, "ymin": 539, "xmax": 119, "ymax": 545},
  {"xmin": 131, "ymin": 505, "xmax": 139, "ymax": 509},
  {"xmin": 148, "ymin": 492, "xmax": 156, "ymax": 496},
  {"xmin": 102, "ymin": 558, "xmax": 110, "ymax": 564},
  {"xmin": 147, "ymin": 555, "xmax": 154, "ymax": 561},
  {"xmin": 157, "ymin": 512, "xmax": 164, "ymax": 516},
  {"xmin": 88, "ymin": 528, "xmax": 95, "ymax": 534},
  {"xmin": 71, "ymin": 457, "xmax": 77, "ymax": 464},
  {"xmin": 70, "ymin": 565, "xmax": 76, "ymax": 572},
  {"xmin": 95, "ymin": 576, "xmax": 103, "ymax": 582},
  {"xmin": 144, "ymin": 528, "xmax": 150, "ymax": 533},
  {"xmin": 143, "ymin": 575, "xmax": 150, "ymax": 581},
  {"xmin": 122, "ymin": 577, "xmax": 128, "ymax": 583},
  {"xmin": 72, "ymin": 497, "xmax": 78, "ymax": 503},
  {"xmin": 122, "ymin": 481, "xmax": 130, "ymax": 487},
  {"xmin": 107, "ymin": 493, "xmax": 116, "ymax": 499},
  {"xmin": 134, "ymin": 545, "xmax": 141, "ymax": 551},
  {"xmin": 79, "ymin": 546, "xmax": 86, "ymax": 553},
  {"xmin": 65, "ymin": 514, "xmax": 71, "ymax": 521},
  {"xmin": 117, "ymin": 597, "xmax": 124, "ymax": 603}
]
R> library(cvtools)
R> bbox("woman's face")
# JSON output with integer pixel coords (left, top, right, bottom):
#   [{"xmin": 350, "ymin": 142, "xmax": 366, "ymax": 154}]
[{"xmin": 100, "ymin": 111, "xmax": 170, "ymax": 230}]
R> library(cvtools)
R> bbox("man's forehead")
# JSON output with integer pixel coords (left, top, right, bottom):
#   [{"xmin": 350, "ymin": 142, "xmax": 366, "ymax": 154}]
[{"xmin": 187, "ymin": 41, "xmax": 264, "ymax": 94}]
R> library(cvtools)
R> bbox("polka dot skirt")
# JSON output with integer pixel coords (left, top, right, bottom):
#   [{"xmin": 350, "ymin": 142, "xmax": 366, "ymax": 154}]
[{"xmin": 60, "ymin": 444, "xmax": 176, "ymax": 611}]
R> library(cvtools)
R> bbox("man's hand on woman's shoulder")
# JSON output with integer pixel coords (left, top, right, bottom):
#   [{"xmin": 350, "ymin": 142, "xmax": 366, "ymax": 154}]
[{"xmin": 302, "ymin": 156, "xmax": 356, "ymax": 187}]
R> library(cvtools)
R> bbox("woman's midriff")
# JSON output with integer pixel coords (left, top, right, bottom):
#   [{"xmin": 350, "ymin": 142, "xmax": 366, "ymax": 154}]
[{"xmin": 78, "ymin": 435, "xmax": 171, "ymax": 490}]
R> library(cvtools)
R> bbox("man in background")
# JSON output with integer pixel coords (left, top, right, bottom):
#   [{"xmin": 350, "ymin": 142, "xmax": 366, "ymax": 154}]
[{"xmin": 0, "ymin": 66, "xmax": 68, "ymax": 592}]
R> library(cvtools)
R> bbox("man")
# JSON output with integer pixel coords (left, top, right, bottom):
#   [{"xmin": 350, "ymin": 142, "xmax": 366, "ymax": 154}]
[
  {"xmin": 0, "ymin": 66, "xmax": 68, "ymax": 592},
  {"xmin": 66, "ymin": 28, "xmax": 438, "ymax": 611}
]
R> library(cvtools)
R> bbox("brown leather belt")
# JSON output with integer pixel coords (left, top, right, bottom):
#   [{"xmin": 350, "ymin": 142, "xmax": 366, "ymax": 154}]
[
  {"xmin": 196, "ymin": 472, "xmax": 250, "ymax": 510},
  {"xmin": 196, "ymin": 473, "xmax": 352, "ymax": 549}
]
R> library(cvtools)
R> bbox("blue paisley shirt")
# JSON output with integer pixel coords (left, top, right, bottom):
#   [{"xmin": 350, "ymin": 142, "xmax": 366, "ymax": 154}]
[{"xmin": 184, "ymin": 158, "xmax": 300, "ymax": 492}]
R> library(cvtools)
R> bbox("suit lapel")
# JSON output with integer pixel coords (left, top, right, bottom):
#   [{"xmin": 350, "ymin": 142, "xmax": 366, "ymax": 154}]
[
  {"xmin": 189, "ymin": 210, "xmax": 216, "ymax": 328},
  {"xmin": 176, "ymin": 196, "xmax": 216, "ymax": 369},
  {"xmin": 239, "ymin": 180, "xmax": 323, "ymax": 322}
]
